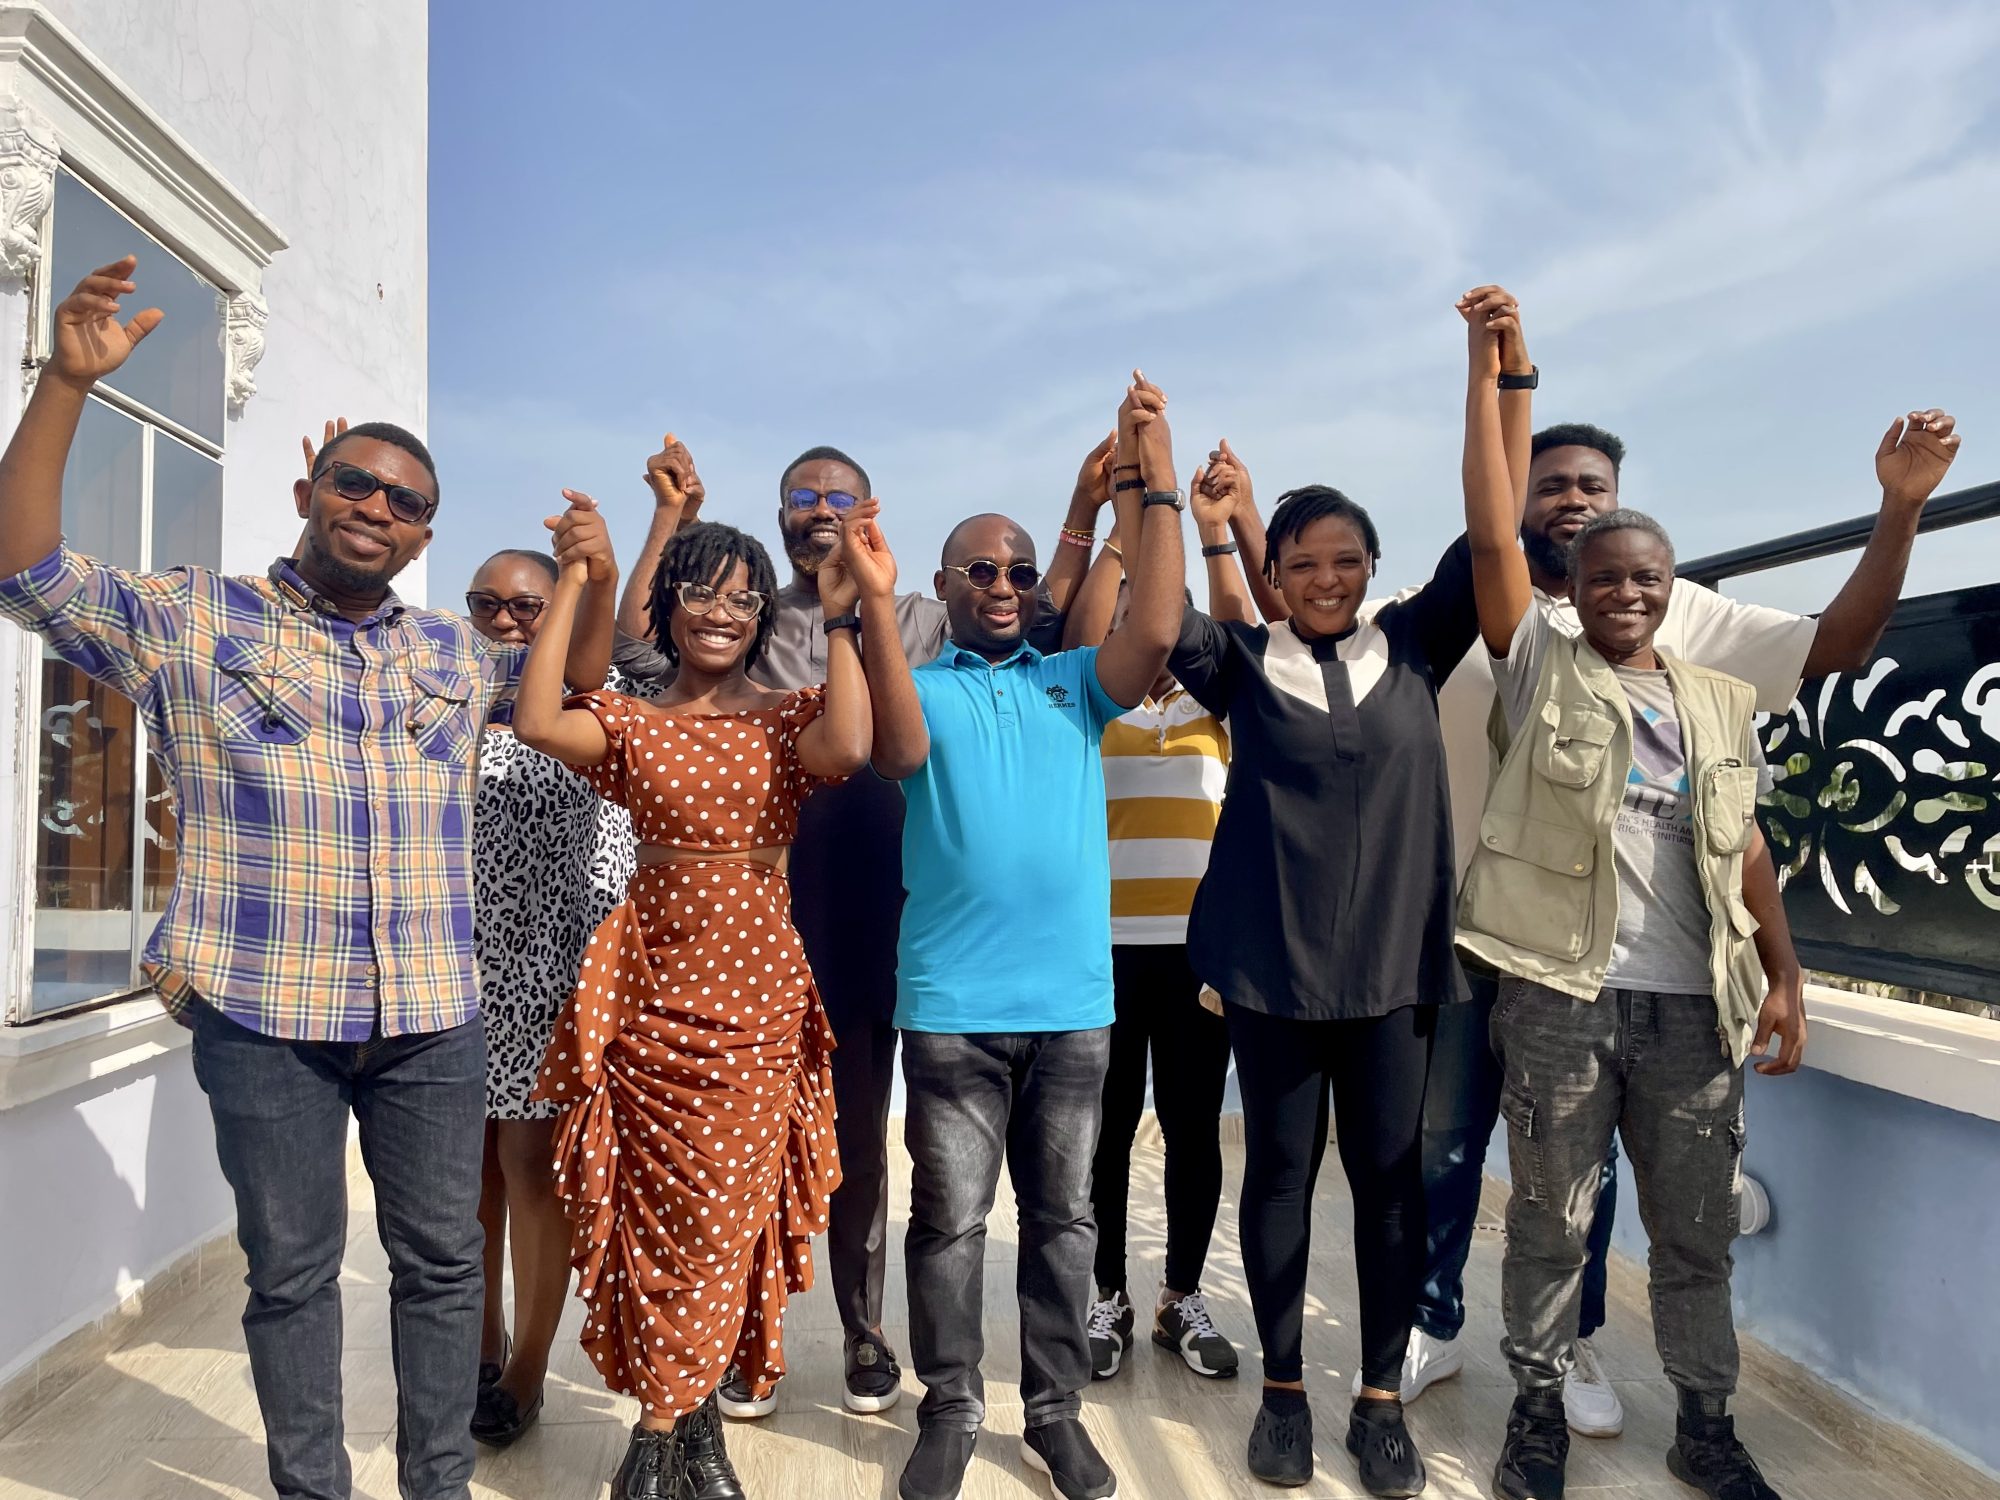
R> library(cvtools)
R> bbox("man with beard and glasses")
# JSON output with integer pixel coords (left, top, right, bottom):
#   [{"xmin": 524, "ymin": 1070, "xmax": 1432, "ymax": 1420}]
[
  {"xmin": 609, "ymin": 433, "xmax": 1100, "ymax": 1420},
  {"xmin": 0, "ymin": 261, "xmax": 617, "ymax": 1500},
  {"xmin": 1405, "ymin": 409, "xmax": 1962, "ymax": 1441}
]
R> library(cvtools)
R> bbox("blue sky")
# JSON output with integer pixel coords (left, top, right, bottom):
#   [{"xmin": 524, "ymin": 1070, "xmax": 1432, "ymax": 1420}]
[{"xmin": 427, "ymin": 1, "xmax": 1998, "ymax": 615}]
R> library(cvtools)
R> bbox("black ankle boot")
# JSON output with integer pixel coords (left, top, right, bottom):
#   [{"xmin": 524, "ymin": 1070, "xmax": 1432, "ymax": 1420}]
[
  {"xmin": 676, "ymin": 1392, "xmax": 747, "ymax": 1500},
  {"xmin": 612, "ymin": 1422, "xmax": 677, "ymax": 1500},
  {"xmin": 1668, "ymin": 1394, "xmax": 1780, "ymax": 1500}
]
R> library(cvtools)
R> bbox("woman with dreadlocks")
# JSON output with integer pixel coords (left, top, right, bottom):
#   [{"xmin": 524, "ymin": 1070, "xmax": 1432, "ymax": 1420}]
[
  {"xmin": 1164, "ymin": 291, "xmax": 1534, "ymax": 1496},
  {"xmin": 514, "ymin": 494, "xmax": 893, "ymax": 1500}
]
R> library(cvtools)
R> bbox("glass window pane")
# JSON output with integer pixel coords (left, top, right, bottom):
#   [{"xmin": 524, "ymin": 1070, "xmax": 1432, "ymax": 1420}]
[
  {"xmin": 32, "ymin": 660, "xmax": 140, "ymax": 1014},
  {"xmin": 47, "ymin": 170, "xmax": 225, "ymax": 444},
  {"xmin": 151, "ymin": 431, "xmax": 223, "ymax": 571},
  {"xmin": 61, "ymin": 398, "xmax": 143, "ymax": 570},
  {"xmin": 142, "ymin": 749, "xmax": 177, "ymax": 918}
]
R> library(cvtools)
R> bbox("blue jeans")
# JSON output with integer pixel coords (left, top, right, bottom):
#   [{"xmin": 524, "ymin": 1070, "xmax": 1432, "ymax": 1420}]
[
  {"xmin": 190, "ymin": 1002, "xmax": 487, "ymax": 1500},
  {"xmin": 1418, "ymin": 974, "xmax": 1618, "ymax": 1343},
  {"xmin": 901, "ymin": 1028, "xmax": 1110, "ymax": 1433}
]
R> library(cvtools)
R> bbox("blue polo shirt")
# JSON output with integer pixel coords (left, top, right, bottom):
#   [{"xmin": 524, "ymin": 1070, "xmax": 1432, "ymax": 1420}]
[{"xmin": 896, "ymin": 641, "xmax": 1125, "ymax": 1033}]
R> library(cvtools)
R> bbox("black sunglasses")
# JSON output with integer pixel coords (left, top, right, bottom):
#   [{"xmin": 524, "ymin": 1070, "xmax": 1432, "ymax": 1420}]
[
  {"xmin": 944, "ymin": 559, "xmax": 1040, "ymax": 592},
  {"xmin": 319, "ymin": 462, "xmax": 437, "ymax": 525},
  {"xmin": 465, "ymin": 592, "xmax": 547, "ymax": 623},
  {"xmin": 785, "ymin": 487, "xmax": 860, "ymax": 513}
]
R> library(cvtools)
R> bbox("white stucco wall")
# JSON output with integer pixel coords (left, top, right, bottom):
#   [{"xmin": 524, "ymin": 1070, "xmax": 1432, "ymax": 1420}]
[{"xmin": 0, "ymin": 0, "xmax": 428, "ymax": 1387}]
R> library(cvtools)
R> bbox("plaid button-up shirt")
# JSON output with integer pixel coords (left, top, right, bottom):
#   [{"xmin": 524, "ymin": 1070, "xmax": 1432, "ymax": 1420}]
[{"xmin": 0, "ymin": 546, "xmax": 525, "ymax": 1041}]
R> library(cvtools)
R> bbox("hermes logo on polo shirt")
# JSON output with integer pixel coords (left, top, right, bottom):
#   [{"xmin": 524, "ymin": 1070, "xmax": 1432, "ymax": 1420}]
[{"xmin": 1045, "ymin": 684, "xmax": 1074, "ymax": 710}]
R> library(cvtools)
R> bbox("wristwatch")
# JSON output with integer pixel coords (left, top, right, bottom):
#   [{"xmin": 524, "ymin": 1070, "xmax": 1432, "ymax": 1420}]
[
  {"xmin": 1142, "ymin": 489, "xmax": 1185, "ymax": 511},
  {"xmin": 1201, "ymin": 541, "xmax": 1238, "ymax": 557},
  {"xmin": 1497, "ymin": 366, "xmax": 1539, "ymax": 390},
  {"xmin": 822, "ymin": 612, "xmax": 861, "ymax": 635}
]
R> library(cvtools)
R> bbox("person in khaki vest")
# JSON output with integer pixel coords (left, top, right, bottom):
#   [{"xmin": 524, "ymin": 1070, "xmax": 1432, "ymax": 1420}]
[{"xmin": 1456, "ymin": 294, "xmax": 1819, "ymax": 1500}]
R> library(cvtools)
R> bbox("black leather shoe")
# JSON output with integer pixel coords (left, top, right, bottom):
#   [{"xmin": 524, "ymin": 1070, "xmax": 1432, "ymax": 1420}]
[
  {"xmin": 477, "ymin": 1332, "xmax": 511, "ymax": 1392},
  {"xmin": 470, "ymin": 1381, "xmax": 544, "ymax": 1447},
  {"xmin": 611, "ymin": 1423, "xmax": 675, "ymax": 1500},
  {"xmin": 844, "ymin": 1328, "xmax": 904, "ymax": 1413},
  {"xmin": 676, "ymin": 1392, "xmax": 747, "ymax": 1500}
]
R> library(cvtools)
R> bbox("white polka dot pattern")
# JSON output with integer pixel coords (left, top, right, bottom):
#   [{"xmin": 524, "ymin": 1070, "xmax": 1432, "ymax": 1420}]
[{"xmin": 530, "ymin": 687, "xmax": 843, "ymax": 1419}]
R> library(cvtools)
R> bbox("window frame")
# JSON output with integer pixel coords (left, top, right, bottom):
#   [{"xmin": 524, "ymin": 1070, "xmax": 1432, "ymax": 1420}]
[{"xmin": 0, "ymin": 4, "xmax": 285, "ymax": 1024}]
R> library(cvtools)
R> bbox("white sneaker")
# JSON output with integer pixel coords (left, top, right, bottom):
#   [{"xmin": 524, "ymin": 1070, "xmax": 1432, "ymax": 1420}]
[
  {"xmin": 1562, "ymin": 1337, "xmax": 1625, "ymax": 1437},
  {"xmin": 1349, "ymin": 1328, "xmax": 1464, "ymax": 1403}
]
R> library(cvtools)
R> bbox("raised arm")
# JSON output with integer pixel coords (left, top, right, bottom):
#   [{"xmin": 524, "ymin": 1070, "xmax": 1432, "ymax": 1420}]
[
  {"xmin": 1061, "ymin": 526, "xmax": 1124, "ymax": 650},
  {"xmin": 843, "ymin": 502, "xmax": 928, "ymax": 779},
  {"xmin": 792, "ymin": 503, "xmax": 876, "ymax": 777},
  {"xmin": 547, "ymin": 490, "xmax": 618, "ymax": 691},
  {"xmin": 1799, "ymin": 410, "xmax": 1961, "ymax": 677},
  {"xmin": 1464, "ymin": 283, "xmax": 1536, "ymax": 518},
  {"xmin": 1203, "ymin": 442, "xmax": 1290, "ymax": 624},
  {"xmin": 1094, "ymin": 372, "xmax": 1186, "ymax": 708},
  {"xmin": 1190, "ymin": 452, "xmax": 1256, "ymax": 625},
  {"xmin": 614, "ymin": 433, "xmax": 706, "ymax": 641},
  {"xmin": 514, "ymin": 546, "xmax": 613, "ymax": 766},
  {"xmin": 1742, "ymin": 825, "xmax": 1807, "ymax": 1076},
  {"xmin": 1458, "ymin": 288, "xmax": 1535, "ymax": 655},
  {"xmin": 1, "ymin": 257, "xmax": 161, "ymax": 576},
  {"xmin": 1038, "ymin": 431, "xmax": 1116, "ymax": 618}
]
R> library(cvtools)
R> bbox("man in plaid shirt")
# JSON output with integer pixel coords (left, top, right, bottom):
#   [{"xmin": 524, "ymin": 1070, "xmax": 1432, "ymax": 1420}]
[{"xmin": 0, "ymin": 259, "xmax": 617, "ymax": 1500}]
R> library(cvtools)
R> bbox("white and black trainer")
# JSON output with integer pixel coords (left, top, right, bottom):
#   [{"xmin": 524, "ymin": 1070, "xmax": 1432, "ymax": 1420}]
[
  {"xmin": 1152, "ymin": 1289, "xmax": 1240, "ymax": 1378},
  {"xmin": 1087, "ymin": 1288, "xmax": 1136, "ymax": 1380}
]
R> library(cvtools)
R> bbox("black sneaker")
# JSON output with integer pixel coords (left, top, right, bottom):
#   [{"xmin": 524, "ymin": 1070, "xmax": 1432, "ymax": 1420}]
[
  {"xmin": 1494, "ymin": 1390, "xmax": 1569, "ymax": 1499},
  {"xmin": 1087, "ymin": 1287, "xmax": 1136, "ymax": 1380},
  {"xmin": 1346, "ymin": 1396, "xmax": 1426, "ymax": 1497},
  {"xmin": 1023, "ymin": 1418, "xmax": 1118, "ymax": 1500},
  {"xmin": 1668, "ymin": 1411, "xmax": 1781, "ymax": 1500},
  {"xmin": 1247, "ymin": 1395, "xmax": 1314, "ymax": 1487},
  {"xmin": 844, "ymin": 1328, "xmax": 903, "ymax": 1413},
  {"xmin": 1153, "ymin": 1289, "xmax": 1239, "ymax": 1378},
  {"xmin": 675, "ymin": 1392, "xmax": 746, "ymax": 1500},
  {"xmin": 714, "ymin": 1365, "xmax": 777, "ymax": 1420},
  {"xmin": 611, "ymin": 1423, "xmax": 674, "ymax": 1500},
  {"xmin": 899, "ymin": 1425, "xmax": 977, "ymax": 1500}
]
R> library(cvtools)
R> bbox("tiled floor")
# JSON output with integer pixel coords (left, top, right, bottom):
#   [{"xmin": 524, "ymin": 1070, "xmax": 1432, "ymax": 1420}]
[{"xmin": 1, "ymin": 1125, "xmax": 1993, "ymax": 1499}]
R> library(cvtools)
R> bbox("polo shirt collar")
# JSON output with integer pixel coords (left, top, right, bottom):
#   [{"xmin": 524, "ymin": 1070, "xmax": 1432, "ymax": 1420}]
[
  {"xmin": 269, "ymin": 557, "xmax": 408, "ymax": 627},
  {"xmin": 944, "ymin": 638, "xmax": 1044, "ymax": 670}
]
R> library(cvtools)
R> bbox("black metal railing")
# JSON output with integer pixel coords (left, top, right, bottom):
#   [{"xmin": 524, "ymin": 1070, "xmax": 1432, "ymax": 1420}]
[{"xmin": 1683, "ymin": 482, "xmax": 2000, "ymax": 1005}]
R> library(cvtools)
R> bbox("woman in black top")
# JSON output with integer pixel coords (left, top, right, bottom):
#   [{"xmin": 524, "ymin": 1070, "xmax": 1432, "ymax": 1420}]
[{"xmin": 1169, "ymin": 288, "xmax": 1531, "ymax": 1496}]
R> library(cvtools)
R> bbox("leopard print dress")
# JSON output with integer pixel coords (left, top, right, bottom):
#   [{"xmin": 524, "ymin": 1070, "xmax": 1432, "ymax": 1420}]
[{"xmin": 474, "ymin": 696, "xmax": 641, "ymax": 1120}]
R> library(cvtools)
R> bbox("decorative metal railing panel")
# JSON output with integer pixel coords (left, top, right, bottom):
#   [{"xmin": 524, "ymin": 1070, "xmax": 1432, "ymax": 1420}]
[{"xmin": 1755, "ymin": 581, "xmax": 2000, "ymax": 1003}]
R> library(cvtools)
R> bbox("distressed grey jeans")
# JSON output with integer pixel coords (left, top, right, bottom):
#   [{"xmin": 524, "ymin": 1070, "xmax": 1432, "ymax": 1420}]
[{"xmin": 1492, "ymin": 978, "xmax": 1745, "ymax": 1397}]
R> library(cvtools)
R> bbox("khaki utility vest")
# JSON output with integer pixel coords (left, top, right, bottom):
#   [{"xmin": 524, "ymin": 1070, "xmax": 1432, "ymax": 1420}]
[{"xmin": 1456, "ymin": 639, "xmax": 1766, "ymax": 1063}]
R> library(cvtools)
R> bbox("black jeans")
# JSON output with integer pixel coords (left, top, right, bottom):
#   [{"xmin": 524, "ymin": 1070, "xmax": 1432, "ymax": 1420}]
[
  {"xmin": 1419, "ymin": 973, "xmax": 1619, "ymax": 1342},
  {"xmin": 190, "ymin": 1002, "xmax": 487, "ymax": 1500},
  {"xmin": 1090, "ymin": 944, "xmax": 1231, "ymax": 1295},
  {"xmin": 1226, "ymin": 1002, "xmax": 1434, "ymax": 1391},
  {"xmin": 901, "ymin": 1027, "xmax": 1110, "ymax": 1432},
  {"xmin": 823, "ymin": 997, "xmax": 899, "ymax": 1339}
]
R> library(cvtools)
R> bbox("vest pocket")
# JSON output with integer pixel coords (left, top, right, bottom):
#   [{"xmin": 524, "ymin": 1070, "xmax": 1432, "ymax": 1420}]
[
  {"xmin": 1699, "ymin": 762, "xmax": 1760, "ymax": 855},
  {"xmin": 1531, "ymin": 701, "xmax": 1617, "ymax": 789},
  {"xmin": 1469, "ymin": 812, "xmax": 1597, "ymax": 960}
]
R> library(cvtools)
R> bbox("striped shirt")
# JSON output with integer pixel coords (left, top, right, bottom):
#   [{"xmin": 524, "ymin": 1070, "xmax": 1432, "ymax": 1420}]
[
  {"xmin": 0, "ymin": 546, "xmax": 524, "ymax": 1041},
  {"xmin": 1102, "ymin": 686, "xmax": 1229, "ymax": 944}
]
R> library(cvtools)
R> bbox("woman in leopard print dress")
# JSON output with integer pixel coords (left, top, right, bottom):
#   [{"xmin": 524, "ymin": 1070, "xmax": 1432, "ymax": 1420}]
[{"xmin": 466, "ymin": 547, "xmax": 639, "ymax": 1446}]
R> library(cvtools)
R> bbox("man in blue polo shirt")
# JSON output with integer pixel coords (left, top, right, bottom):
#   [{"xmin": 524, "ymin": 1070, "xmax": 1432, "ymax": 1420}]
[{"xmin": 868, "ymin": 374, "xmax": 1187, "ymax": 1500}]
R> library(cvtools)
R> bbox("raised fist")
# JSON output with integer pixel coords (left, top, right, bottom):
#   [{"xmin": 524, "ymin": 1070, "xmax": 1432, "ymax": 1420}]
[{"xmin": 644, "ymin": 433, "xmax": 706, "ymax": 515}]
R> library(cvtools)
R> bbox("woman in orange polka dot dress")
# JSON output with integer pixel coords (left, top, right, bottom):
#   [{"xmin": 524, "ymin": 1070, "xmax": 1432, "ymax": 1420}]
[{"xmin": 515, "ymin": 496, "xmax": 901, "ymax": 1499}]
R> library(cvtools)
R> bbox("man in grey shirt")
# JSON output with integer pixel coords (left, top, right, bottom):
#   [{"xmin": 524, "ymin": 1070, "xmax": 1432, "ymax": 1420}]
[{"xmin": 609, "ymin": 433, "xmax": 1103, "ymax": 1418}]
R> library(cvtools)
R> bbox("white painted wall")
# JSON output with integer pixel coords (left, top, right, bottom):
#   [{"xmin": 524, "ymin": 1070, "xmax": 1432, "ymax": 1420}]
[{"xmin": 0, "ymin": 0, "xmax": 428, "ymax": 1386}]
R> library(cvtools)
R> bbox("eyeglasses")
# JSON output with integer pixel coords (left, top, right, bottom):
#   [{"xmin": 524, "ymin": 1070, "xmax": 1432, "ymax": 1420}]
[
  {"xmin": 464, "ymin": 592, "xmax": 547, "ymax": 623},
  {"xmin": 944, "ymin": 559, "xmax": 1041, "ymax": 592},
  {"xmin": 318, "ymin": 462, "xmax": 437, "ymax": 525},
  {"xmin": 785, "ymin": 487, "xmax": 860, "ymax": 513},
  {"xmin": 675, "ymin": 581, "xmax": 768, "ymax": 622}
]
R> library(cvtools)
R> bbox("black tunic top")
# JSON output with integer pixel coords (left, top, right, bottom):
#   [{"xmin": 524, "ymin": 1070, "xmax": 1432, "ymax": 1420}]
[{"xmin": 1171, "ymin": 536, "xmax": 1479, "ymax": 1021}]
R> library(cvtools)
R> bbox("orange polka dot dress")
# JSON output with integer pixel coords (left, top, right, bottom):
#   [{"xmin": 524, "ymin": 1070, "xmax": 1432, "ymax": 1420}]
[{"xmin": 530, "ymin": 687, "xmax": 843, "ymax": 1420}]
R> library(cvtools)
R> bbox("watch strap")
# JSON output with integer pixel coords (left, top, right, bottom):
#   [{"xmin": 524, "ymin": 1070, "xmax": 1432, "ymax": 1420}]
[
  {"xmin": 1497, "ymin": 365, "xmax": 1539, "ymax": 390},
  {"xmin": 1142, "ymin": 489, "xmax": 1185, "ymax": 511},
  {"xmin": 1201, "ymin": 541, "xmax": 1239, "ymax": 557},
  {"xmin": 822, "ymin": 612, "xmax": 861, "ymax": 635}
]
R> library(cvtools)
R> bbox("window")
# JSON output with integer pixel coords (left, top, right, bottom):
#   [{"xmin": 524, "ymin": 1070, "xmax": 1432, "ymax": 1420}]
[{"xmin": 22, "ymin": 171, "xmax": 224, "ymax": 1019}]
